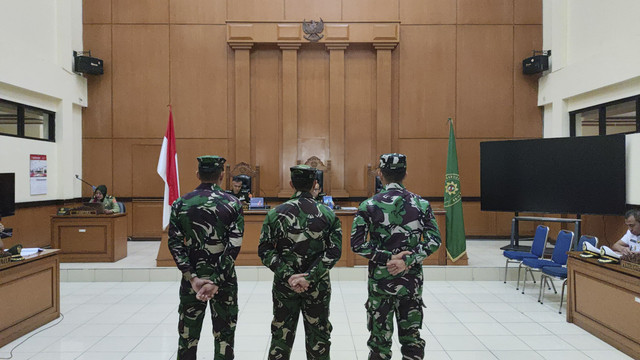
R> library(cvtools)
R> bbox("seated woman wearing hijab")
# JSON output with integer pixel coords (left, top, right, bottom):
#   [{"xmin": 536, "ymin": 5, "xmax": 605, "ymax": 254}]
[{"xmin": 90, "ymin": 185, "xmax": 121, "ymax": 214}]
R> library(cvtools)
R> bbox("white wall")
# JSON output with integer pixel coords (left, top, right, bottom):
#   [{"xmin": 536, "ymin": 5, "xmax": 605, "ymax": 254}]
[
  {"xmin": 539, "ymin": 0, "xmax": 640, "ymax": 205},
  {"xmin": 0, "ymin": 0, "xmax": 87, "ymax": 203}
]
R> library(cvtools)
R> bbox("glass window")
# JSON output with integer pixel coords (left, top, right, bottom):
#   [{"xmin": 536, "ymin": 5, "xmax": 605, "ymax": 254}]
[
  {"xmin": 24, "ymin": 108, "xmax": 51, "ymax": 139},
  {"xmin": 0, "ymin": 102, "xmax": 18, "ymax": 136},
  {"xmin": 571, "ymin": 95, "xmax": 639, "ymax": 137},
  {"xmin": 606, "ymin": 100, "xmax": 636, "ymax": 135},
  {"xmin": 0, "ymin": 99, "xmax": 55, "ymax": 141},
  {"xmin": 574, "ymin": 109, "xmax": 599, "ymax": 137}
]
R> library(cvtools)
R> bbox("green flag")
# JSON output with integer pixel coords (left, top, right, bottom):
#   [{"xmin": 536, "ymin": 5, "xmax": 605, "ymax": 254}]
[{"xmin": 444, "ymin": 118, "xmax": 467, "ymax": 262}]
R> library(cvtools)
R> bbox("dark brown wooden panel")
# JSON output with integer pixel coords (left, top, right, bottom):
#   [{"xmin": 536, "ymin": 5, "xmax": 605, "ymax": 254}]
[
  {"xmin": 132, "ymin": 200, "xmax": 162, "ymax": 238},
  {"xmin": 175, "ymin": 139, "xmax": 229, "ymax": 194},
  {"xmin": 462, "ymin": 201, "xmax": 496, "ymax": 236},
  {"xmin": 514, "ymin": 0, "xmax": 542, "ymax": 25},
  {"xmin": 112, "ymin": 0, "xmax": 169, "ymax": 24},
  {"xmin": 83, "ymin": 0, "xmax": 111, "ymax": 24},
  {"xmin": 399, "ymin": 25, "xmax": 455, "ymax": 139},
  {"xmin": 457, "ymin": 26, "xmax": 513, "ymax": 138},
  {"xmin": 131, "ymin": 144, "xmax": 165, "ymax": 198},
  {"xmin": 345, "ymin": 46, "xmax": 376, "ymax": 197},
  {"xmin": 251, "ymin": 46, "xmax": 281, "ymax": 197},
  {"xmin": 398, "ymin": 139, "xmax": 448, "ymax": 197},
  {"xmin": 83, "ymin": 25, "xmax": 112, "ymax": 139},
  {"xmin": 83, "ymin": 139, "xmax": 113, "ymax": 198},
  {"xmin": 343, "ymin": 0, "xmax": 399, "ymax": 21},
  {"xmin": 457, "ymin": 0, "xmax": 513, "ymax": 24},
  {"xmin": 399, "ymin": 0, "xmax": 456, "ymax": 25},
  {"xmin": 297, "ymin": 44, "xmax": 330, "ymax": 161},
  {"xmin": 170, "ymin": 25, "xmax": 228, "ymax": 139},
  {"xmin": 112, "ymin": 25, "xmax": 170, "ymax": 139},
  {"xmin": 284, "ymin": 0, "xmax": 341, "ymax": 20},
  {"xmin": 227, "ymin": 0, "xmax": 285, "ymax": 21},
  {"xmin": 513, "ymin": 25, "xmax": 543, "ymax": 138},
  {"xmin": 170, "ymin": 0, "xmax": 226, "ymax": 24}
]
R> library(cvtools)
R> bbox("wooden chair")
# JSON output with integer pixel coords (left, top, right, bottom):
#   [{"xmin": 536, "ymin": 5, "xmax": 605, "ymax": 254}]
[
  {"xmin": 366, "ymin": 164, "xmax": 383, "ymax": 197},
  {"xmin": 226, "ymin": 162, "xmax": 260, "ymax": 196},
  {"xmin": 297, "ymin": 156, "xmax": 331, "ymax": 195}
]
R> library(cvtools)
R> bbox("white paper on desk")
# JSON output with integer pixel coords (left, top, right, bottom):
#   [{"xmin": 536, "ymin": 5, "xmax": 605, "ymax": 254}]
[
  {"xmin": 20, "ymin": 248, "xmax": 43, "ymax": 257},
  {"xmin": 340, "ymin": 207, "xmax": 358, "ymax": 211}
]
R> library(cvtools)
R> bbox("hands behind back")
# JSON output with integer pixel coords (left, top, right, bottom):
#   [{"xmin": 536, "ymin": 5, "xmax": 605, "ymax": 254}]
[{"xmin": 387, "ymin": 250, "xmax": 412, "ymax": 276}]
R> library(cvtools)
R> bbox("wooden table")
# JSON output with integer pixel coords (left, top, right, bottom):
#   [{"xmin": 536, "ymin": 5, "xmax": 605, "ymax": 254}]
[
  {"xmin": 0, "ymin": 249, "xmax": 60, "ymax": 347},
  {"xmin": 51, "ymin": 214, "xmax": 127, "ymax": 262},
  {"xmin": 566, "ymin": 252, "xmax": 640, "ymax": 359}
]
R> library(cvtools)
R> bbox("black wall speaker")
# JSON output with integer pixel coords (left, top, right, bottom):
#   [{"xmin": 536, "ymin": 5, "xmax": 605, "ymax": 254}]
[
  {"xmin": 522, "ymin": 55, "xmax": 549, "ymax": 75},
  {"xmin": 73, "ymin": 51, "xmax": 104, "ymax": 75}
]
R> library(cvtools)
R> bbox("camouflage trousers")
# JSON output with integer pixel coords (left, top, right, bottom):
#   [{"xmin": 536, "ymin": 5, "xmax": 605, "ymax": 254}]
[
  {"xmin": 177, "ymin": 279, "xmax": 238, "ymax": 360},
  {"xmin": 268, "ymin": 281, "xmax": 333, "ymax": 360},
  {"xmin": 365, "ymin": 294, "xmax": 425, "ymax": 360}
]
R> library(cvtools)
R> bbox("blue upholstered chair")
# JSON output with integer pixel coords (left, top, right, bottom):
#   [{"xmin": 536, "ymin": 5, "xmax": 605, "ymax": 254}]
[
  {"xmin": 503, "ymin": 225, "xmax": 550, "ymax": 289},
  {"xmin": 520, "ymin": 230, "xmax": 574, "ymax": 295},
  {"xmin": 539, "ymin": 235, "xmax": 597, "ymax": 313}
]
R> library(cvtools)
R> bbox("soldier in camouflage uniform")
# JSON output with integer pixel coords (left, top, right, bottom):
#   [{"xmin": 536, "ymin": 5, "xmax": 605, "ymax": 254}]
[
  {"xmin": 258, "ymin": 165, "xmax": 342, "ymax": 360},
  {"xmin": 351, "ymin": 153, "xmax": 441, "ymax": 360},
  {"xmin": 168, "ymin": 155, "xmax": 244, "ymax": 360}
]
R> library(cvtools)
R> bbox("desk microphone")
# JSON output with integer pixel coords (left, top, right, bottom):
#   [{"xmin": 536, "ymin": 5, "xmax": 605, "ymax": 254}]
[{"xmin": 75, "ymin": 175, "xmax": 96, "ymax": 191}]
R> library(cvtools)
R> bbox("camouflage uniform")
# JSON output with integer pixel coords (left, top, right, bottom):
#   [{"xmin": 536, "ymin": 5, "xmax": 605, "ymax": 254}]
[
  {"xmin": 351, "ymin": 153, "xmax": 441, "ymax": 360},
  {"xmin": 168, "ymin": 156, "xmax": 244, "ymax": 360},
  {"xmin": 259, "ymin": 165, "xmax": 343, "ymax": 360}
]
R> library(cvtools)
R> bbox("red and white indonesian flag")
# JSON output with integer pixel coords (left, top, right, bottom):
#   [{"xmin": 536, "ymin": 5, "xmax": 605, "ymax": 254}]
[{"xmin": 157, "ymin": 109, "xmax": 180, "ymax": 230}]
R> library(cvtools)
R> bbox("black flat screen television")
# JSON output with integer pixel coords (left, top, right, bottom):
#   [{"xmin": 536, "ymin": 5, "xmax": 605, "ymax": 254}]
[
  {"xmin": 0, "ymin": 173, "xmax": 16, "ymax": 217},
  {"xmin": 480, "ymin": 135, "xmax": 626, "ymax": 215}
]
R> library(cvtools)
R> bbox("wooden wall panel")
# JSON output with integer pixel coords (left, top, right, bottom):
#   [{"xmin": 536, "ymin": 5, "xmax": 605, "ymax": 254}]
[
  {"xmin": 82, "ymin": 139, "xmax": 113, "ymax": 198},
  {"xmin": 170, "ymin": 0, "xmax": 226, "ymax": 24},
  {"xmin": 398, "ymin": 139, "xmax": 447, "ymax": 197},
  {"xmin": 463, "ymin": 202, "xmax": 496, "ymax": 236},
  {"xmin": 514, "ymin": 0, "xmax": 542, "ymax": 25},
  {"xmin": 297, "ymin": 44, "xmax": 330, "ymax": 162},
  {"xmin": 399, "ymin": 0, "xmax": 456, "ymax": 25},
  {"xmin": 345, "ymin": 46, "xmax": 376, "ymax": 196},
  {"xmin": 112, "ymin": 25, "xmax": 170, "ymax": 139},
  {"xmin": 399, "ymin": 25, "xmax": 455, "ymax": 139},
  {"xmin": 83, "ymin": 25, "xmax": 112, "ymax": 139},
  {"xmin": 227, "ymin": 0, "xmax": 284, "ymax": 21},
  {"xmin": 112, "ymin": 139, "xmax": 159, "ymax": 197},
  {"xmin": 513, "ymin": 25, "xmax": 543, "ymax": 138},
  {"xmin": 456, "ymin": 138, "xmax": 491, "ymax": 197},
  {"xmin": 457, "ymin": 0, "xmax": 513, "ymax": 24},
  {"xmin": 581, "ymin": 215, "xmax": 626, "ymax": 249},
  {"xmin": 170, "ymin": 25, "xmax": 228, "ymax": 139},
  {"xmin": 456, "ymin": 26, "xmax": 513, "ymax": 138},
  {"xmin": 131, "ymin": 200, "xmax": 162, "ymax": 238},
  {"xmin": 284, "ymin": 0, "xmax": 342, "ymax": 21},
  {"xmin": 251, "ymin": 46, "xmax": 281, "ymax": 196},
  {"xmin": 131, "ymin": 144, "xmax": 165, "ymax": 198},
  {"xmin": 175, "ymin": 139, "xmax": 229, "ymax": 193},
  {"xmin": 2, "ymin": 205, "xmax": 61, "ymax": 248},
  {"xmin": 83, "ymin": 0, "xmax": 111, "ymax": 24},
  {"xmin": 112, "ymin": 0, "xmax": 169, "ymax": 24},
  {"xmin": 343, "ymin": 0, "xmax": 399, "ymax": 21}
]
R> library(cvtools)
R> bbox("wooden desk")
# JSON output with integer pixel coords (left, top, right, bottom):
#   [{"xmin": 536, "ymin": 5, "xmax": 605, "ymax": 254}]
[
  {"xmin": 567, "ymin": 252, "xmax": 640, "ymax": 359},
  {"xmin": 51, "ymin": 214, "xmax": 127, "ymax": 262},
  {"xmin": 0, "ymin": 249, "xmax": 60, "ymax": 347}
]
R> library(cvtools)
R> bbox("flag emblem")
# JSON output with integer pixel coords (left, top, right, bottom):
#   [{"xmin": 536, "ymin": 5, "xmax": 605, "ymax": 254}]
[{"xmin": 445, "ymin": 181, "xmax": 458, "ymax": 196}]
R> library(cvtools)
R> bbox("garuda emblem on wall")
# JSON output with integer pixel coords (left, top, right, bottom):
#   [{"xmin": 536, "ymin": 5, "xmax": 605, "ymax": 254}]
[{"xmin": 302, "ymin": 19, "xmax": 324, "ymax": 42}]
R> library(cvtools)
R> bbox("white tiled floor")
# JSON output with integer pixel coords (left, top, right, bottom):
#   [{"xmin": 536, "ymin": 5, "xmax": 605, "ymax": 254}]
[{"xmin": 0, "ymin": 280, "xmax": 633, "ymax": 360}]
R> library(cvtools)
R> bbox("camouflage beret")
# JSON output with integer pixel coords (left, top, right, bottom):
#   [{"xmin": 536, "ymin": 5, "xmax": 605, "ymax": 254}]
[
  {"xmin": 197, "ymin": 155, "xmax": 226, "ymax": 173},
  {"xmin": 379, "ymin": 153, "xmax": 407, "ymax": 170},
  {"xmin": 290, "ymin": 165, "xmax": 317, "ymax": 180}
]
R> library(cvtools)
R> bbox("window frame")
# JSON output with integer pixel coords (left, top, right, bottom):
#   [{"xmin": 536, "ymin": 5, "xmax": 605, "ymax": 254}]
[
  {"xmin": 0, "ymin": 98, "xmax": 56, "ymax": 142},
  {"xmin": 570, "ymin": 95, "xmax": 640, "ymax": 137}
]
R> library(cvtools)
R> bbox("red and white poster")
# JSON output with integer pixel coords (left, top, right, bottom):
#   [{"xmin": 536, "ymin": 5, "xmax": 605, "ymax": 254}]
[{"xmin": 30, "ymin": 154, "xmax": 47, "ymax": 195}]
